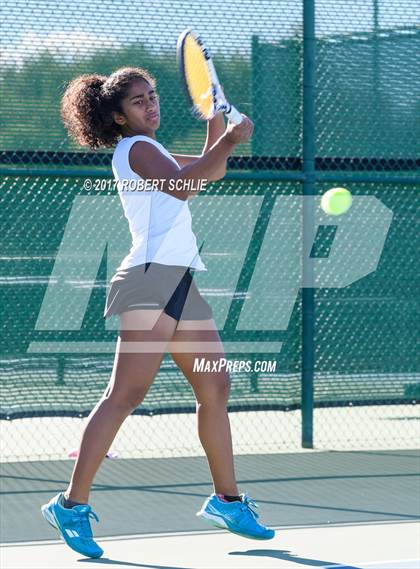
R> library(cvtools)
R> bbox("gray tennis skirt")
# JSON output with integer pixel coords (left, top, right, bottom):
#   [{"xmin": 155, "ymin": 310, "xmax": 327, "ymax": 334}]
[{"xmin": 104, "ymin": 262, "xmax": 213, "ymax": 321}]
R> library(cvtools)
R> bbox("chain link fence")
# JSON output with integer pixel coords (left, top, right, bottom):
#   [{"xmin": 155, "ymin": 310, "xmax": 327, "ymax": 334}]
[{"xmin": 1, "ymin": 0, "xmax": 419, "ymax": 461}]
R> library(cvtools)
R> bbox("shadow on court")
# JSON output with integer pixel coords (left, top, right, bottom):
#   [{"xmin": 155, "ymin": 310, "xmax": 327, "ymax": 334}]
[
  {"xmin": 76, "ymin": 550, "xmax": 362, "ymax": 569},
  {"xmin": 79, "ymin": 558, "xmax": 191, "ymax": 569},
  {"xmin": 230, "ymin": 549, "xmax": 362, "ymax": 568}
]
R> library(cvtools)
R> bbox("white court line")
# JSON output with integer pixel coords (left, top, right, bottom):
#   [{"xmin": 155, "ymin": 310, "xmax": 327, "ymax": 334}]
[
  {"xmin": 2, "ymin": 518, "xmax": 418, "ymax": 548},
  {"xmin": 319, "ymin": 557, "xmax": 420, "ymax": 569},
  {"xmin": 323, "ymin": 559, "xmax": 420, "ymax": 567}
]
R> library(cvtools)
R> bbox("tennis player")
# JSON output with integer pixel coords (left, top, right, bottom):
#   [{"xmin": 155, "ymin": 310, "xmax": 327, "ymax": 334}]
[{"xmin": 41, "ymin": 67, "xmax": 275, "ymax": 558}]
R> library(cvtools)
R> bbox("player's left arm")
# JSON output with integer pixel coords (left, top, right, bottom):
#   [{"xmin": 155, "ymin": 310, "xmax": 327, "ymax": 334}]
[{"xmin": 171, "ymin": 112, "xmax": 227, "ymax": 181}]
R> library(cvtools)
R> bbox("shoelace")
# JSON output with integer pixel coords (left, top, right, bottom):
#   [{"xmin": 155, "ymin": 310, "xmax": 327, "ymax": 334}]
[
  {"xmin": 71, "ymin": 506, "xmax": 99, "ymax": 538},
  {"xmin": 238, "ymin": 494, "xmax": 260, "ymax": 521}
]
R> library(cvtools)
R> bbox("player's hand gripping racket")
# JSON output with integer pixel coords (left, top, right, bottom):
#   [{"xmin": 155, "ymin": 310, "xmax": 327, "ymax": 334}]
[{"xmin": 177, "ymin": 29, "xmax": 243, "ymax": 125}]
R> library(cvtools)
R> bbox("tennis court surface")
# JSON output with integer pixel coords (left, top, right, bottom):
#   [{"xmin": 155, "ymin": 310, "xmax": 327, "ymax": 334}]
[{"xmin": 1, "ymin": 450, "xmax": 419, "ymax": 568}]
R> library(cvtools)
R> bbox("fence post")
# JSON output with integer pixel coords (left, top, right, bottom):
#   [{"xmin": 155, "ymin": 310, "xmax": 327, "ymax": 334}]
[
  {"xmin": 251, "ymin": 34, "xmax": 261, "ymax": 155},
  {"xmin": 302, "ymin": 0, "xmax": 316, "ymax": 448}
]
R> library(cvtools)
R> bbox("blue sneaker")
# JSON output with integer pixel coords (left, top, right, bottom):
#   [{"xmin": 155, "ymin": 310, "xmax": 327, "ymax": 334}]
[
  {"xmin": 196, "ymin": 493, "xmax": 275, "ymax": 540},
  {"xmin": 41, "ymin": 492, "xmax": 103, "ymax": 558}
]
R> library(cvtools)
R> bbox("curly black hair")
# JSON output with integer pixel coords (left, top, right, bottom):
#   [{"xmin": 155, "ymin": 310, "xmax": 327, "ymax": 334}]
[{"xmin": 61, "ymin": 67, "xmax": 156, "ymax": 150}]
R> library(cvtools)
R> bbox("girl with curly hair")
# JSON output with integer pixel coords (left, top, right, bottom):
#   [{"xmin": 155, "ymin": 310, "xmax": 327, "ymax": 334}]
[{"xmin": 41, "ymin": 66, "xmax": 274, "ymax": 558}]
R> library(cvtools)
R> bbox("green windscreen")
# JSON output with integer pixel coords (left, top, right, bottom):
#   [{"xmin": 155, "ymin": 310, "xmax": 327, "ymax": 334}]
[
  {"xmin": 0, "ymin": 176, "xmax": 418, "ymax": 419},
  {"xmin": 0, "ymin": 0, "xmax": 419, "ymax": 435}
]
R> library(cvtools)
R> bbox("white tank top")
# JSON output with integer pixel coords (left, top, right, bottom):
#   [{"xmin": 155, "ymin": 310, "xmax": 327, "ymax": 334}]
[{"xmin": 112, "ymin": 135, "xmax": 206, "ymax": 272}]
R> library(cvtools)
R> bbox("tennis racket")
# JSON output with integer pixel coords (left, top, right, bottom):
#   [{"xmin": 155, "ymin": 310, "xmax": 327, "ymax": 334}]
[{"xmin": 177, "ymin": 29, "xmax": 243, "ymax": 125}]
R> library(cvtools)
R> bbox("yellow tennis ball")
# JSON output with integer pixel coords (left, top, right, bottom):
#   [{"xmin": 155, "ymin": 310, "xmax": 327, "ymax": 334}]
[{"xmin": 320, "ymin": 187, "xmax": 352, "ymax": 216}]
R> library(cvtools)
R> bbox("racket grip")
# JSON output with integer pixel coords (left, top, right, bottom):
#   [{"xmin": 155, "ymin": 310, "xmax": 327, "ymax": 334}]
[{"xmin": 225, "ymin": 105, "xmax": 243, "ymax": 125}]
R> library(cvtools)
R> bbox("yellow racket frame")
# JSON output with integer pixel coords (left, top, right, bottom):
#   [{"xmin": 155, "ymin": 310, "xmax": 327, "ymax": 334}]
[
  {"xmin": 182, "ymin": 33, "xmax": 214, "ymax": 119},
  {"xmin": 177, "ymin": 29, "xmax": 242, "ymax": 124}
]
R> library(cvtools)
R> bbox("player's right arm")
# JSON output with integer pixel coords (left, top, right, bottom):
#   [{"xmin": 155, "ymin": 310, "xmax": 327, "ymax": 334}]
[{"xmin": 129, "ymin": 116, "xmax": 253, "ymax": 201}]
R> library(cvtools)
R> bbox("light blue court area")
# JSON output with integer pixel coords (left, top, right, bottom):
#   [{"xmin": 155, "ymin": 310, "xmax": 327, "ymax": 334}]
[
  {"xmin": 1, "ymin": 523, "xmax": 419, "ymax": 568},
  {"xmin": 1, "ymin": 450, "xmax": 419, "ymax": 568}
]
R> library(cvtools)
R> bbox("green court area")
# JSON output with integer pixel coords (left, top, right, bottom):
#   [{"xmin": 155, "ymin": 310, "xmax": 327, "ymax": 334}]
[{"xmin": 1, "ymin": 450, "xmax": 419, "ymax": 568}]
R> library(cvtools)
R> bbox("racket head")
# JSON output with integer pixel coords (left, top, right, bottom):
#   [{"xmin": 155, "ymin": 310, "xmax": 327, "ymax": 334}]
[{"xmin": 177, "ymin": 29, "xmax": 215, "ymax": 121}]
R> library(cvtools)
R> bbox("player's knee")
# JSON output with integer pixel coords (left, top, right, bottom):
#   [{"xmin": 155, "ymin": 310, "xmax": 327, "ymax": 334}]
[
  {"xmin": 196, "ymin": 373, "xmax": 231, "ymax": 406},
  {"xmin": 106, "ymin": 387, "xmax": 148, "ymax": 412}
]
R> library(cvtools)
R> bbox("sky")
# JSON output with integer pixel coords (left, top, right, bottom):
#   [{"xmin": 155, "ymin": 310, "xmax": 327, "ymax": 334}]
[{"xmin": 1, "ymin": 0, "xmax": 419, "ymax": 68}]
